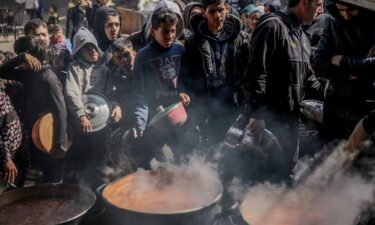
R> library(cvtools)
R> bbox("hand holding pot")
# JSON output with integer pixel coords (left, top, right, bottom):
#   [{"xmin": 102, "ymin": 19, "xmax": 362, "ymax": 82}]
[
  {"xmin": 111, "ymin": 106, "xmax": 122, "ymax": 123},
  {"xmin": 179, "ymin": 93, "xmax": 190, "ymax": 106},
  {"xmin": 80, "ymin": 115, "xmax": 92, "ymax": 133},
  {"xmin": 245, "ymin": 118, "xmax": 265, "ymax": 144}
]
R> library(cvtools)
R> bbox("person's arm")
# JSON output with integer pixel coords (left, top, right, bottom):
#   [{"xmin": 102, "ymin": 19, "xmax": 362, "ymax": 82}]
[
  {"xmin": 242, "ymin": 19, "xmax": 281, "ymax": 140},
  {"xmin": 0, "ymin": 53, "xmax": 41, "ymax": 80},
  {"xmin": 306, "ymin": 65, "xmax": 325, "ymax": 101},
  {"xmin": 338, "ymin": 56, "xmax": 375, "ymax": 78},
  {"xmin": 243, "ymin": 19, "xmax": 280, "ymax": 120},
  {"xmin": 45, "ymin": 73, "xmax": 68, "ymax": 158},
  {"xmin": 132, "ymin": 54, "xmax": 148, "ymax": 136},
  {"xmin": 104, "ymin": 69, "xmax": 122, "ymax": 123},
  {"xmin": 64, "ymin": 64, "xmax": 86, "ymax": 121},
  {"xmin": 313, "ymin": 16, "xmax": 347, "ymax": 80},
  {"xmin": 346, "ymin": 110, "xmax": 375, "ymax": 153}
]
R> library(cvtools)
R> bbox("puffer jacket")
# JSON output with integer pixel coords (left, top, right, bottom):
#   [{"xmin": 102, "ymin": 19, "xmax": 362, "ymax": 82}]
[
  {"xmin": 243, "ymin": 10, "xmax": 324, "ymax": 120},
  {"xmin": 182, "ymin": 13, "xmax": 250, "ymax": 107}
]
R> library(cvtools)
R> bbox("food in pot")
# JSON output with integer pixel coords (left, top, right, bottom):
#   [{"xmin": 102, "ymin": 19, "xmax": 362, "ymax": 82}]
[
  {"xmin": 0, "ymin": 197, "xmax": 87, "ymax": 225},
  {"xmin": 103, "ymin": 168, "xmax": 221, "ymax": 213}
]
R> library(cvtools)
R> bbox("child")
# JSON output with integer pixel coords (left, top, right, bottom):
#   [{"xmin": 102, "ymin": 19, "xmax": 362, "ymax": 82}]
[
  {"xmin": 110, "ymin": 36, "xmax": 136, "ymax": 114},
  {"xmin": 65, "ymin": 27, "xmax": 122, "ymax": 132},
  {"xmin": 50, "ymin": 25, "xmax": 72, "ymax": 52},
  {"xmin": 0, "ymin": 36, "xmax": 68, "ymax": 183},
  {"xmin": 64, "ymin": 27, "xmax": 122, "ymax": 187},
  {"xmin": 47, "ymin": 46, "xmax": 73, "ymax": 87},
  {"xmin": 131, "ymin": 7, "xmax": 190, "ymax": 167}
]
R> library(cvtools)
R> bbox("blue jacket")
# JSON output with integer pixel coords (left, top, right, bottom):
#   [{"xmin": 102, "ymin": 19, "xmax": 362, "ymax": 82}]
[{"xmin": 132, "ymin": 41, "xmax": 185, "ymax": 131}]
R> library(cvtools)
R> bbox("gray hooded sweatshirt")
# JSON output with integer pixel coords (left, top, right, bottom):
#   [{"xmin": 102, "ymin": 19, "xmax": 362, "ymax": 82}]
[{"xmin": 64, "ymin": 27, "xmax": 118, "ymax": 121}]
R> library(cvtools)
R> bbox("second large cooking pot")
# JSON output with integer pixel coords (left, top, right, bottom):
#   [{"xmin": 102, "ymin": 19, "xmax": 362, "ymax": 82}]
[
  {"xmin": 98, "ymin": 169, "xmax": 223, "ymax": 225},
  {"xmin": 0, "ymin": 183, "xmax": 96, "ymax": 225}
]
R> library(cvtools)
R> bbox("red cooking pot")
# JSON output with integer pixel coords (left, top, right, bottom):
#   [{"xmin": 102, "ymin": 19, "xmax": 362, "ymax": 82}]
[{"xmin": 147, "ymin": 102, "xmax": 187, "ymax": 137}]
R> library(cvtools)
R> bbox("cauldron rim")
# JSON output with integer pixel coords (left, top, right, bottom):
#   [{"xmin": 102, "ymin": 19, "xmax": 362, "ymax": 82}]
[
  {"xmin": 100, "ymin": 175, "xmax": 223, "ymax": 215},
  {"xmin": 0, "ymin": 183, "xmax": 96, "ymax": 225}
]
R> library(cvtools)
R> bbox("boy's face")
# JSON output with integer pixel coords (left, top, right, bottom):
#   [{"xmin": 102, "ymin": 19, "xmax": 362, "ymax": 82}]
[
  {"xmin": 112, "ymin": 48, "xmax": 135, "ymax": 73},
  {"xmin": 203, "ymin": 3, "xmax": 227, "ymax": 33},
  {"xmin": 80, "ymin": 43, "xmax": 99, "ymax": 63},
  {"xmin": 105, "ymin": 15, "xmax": 120, "ymax": 41},
  {"xmin": 151, "ymin": 22, "xmax": 176, "ymax": 48}
]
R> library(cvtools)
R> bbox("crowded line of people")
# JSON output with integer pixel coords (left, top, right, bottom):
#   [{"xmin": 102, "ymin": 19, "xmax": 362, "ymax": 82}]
[{"xmin": 1, "ymin": 0, "xmax": 374, "ymax": 199}]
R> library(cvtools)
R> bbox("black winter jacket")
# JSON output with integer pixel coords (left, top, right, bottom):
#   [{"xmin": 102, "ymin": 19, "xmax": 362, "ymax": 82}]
[
  {"xmin": 182, "ymin": 13, "xmax": 250, "ymax": 106},
  {"xmin": 243, "ymin": 10, "xmax": 324, "ymax": 120},
  {"xmin": 313, "ymin": 1, "xmax": 375, "ymax": 82}
]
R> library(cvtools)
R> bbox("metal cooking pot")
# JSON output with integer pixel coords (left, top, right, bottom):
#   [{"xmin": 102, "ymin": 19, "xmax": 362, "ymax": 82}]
[
  {"xmin": 0, "ymin": 183, "xmax": 96, "ymax": 225},
  {"xmin": 81, "ymin": 92, "xmax": 112, "ymax": 133},
  {"xmin": 97, "ymin": 171, "xmax": 223, "ymax": 225}
]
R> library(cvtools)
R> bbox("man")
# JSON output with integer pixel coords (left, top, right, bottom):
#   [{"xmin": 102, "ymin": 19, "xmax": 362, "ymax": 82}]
[
  {"xmin": 24, "ymin": 19, "xmax": 50, "ymax": 46},
  {"xmin": 242, "ymin": 0, "xmax": 325, "ymax": 180},
  {"xmin": 313, "ymin": 1, "xmax": 375, "ymax": 140},
  {"xmin": 183, "ymin": 0, "xmax": 250, "ymax": 143}
]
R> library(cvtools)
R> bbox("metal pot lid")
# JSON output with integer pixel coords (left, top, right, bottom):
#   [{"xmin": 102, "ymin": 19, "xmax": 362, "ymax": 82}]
[
  {"xmin": 82, "ymin": 92, "xmax": 111, "ymax": 133},
  {"xmin": 148, "ymin": 102, "xmax": 183, "ymax": 128},
  {"xmin": 300, "ymin": 99, "xmax": 324, "ymax": 124}
]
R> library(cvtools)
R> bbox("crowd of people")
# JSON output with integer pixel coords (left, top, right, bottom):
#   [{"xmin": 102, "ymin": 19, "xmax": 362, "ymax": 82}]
[{"xmin": 0, "ymin": 0, "xmax": 374, "ymax": 208}]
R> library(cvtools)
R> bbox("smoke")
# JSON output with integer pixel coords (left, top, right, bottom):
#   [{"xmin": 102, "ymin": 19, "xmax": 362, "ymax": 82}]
[
  {"xmin": 240, "ymin": 141, "xmax": 375, "ymax": 225},
  {"xmin": 104, "ymin": 154, "xmax": 222, "ymax": 213}
]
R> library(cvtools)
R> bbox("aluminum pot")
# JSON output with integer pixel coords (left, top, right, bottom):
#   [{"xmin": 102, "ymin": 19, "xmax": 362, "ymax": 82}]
[
  {"xmin": 97, "ymin": 171, "xmax": 223, "ymax": 225},
  {"xmin": 0, "ymin": 183, "xmax": 96, "ymax": 225}
]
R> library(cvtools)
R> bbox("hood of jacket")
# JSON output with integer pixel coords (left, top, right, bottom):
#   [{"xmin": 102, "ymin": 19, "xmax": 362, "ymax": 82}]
[
  {"xmin": 143, "ymin": 0, "xmax": 184, "ymax": 42},
  {"xmin": 183, "ymin": 2, "xmax": 202, "ymax": 30},
  {"xmin": 93, "ymin": 6, "xmax": 122, "ymax": 51},
  {"xmin": 326, "ymin": 0, "xmax": 375, "ymax": 25},
  {"xmin": 72, "ymin": 27, "xmax": 102, "ymax": 58},
  {"xmin": 190, "ymin": 13, "xmax": 242, "ymax": 42}
]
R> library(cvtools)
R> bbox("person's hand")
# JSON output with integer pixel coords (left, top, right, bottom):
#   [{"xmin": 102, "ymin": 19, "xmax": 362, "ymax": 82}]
[
  {"xmin": 111, "ymin": 106, "xmax": 122, "ymax": 123},
  {"xmin": 245, "ymin": 118, "xmax": 265, "ymax": 144},
  {"xmin": 346, "ymin": 119, "xmax": 369, "ymax": 153},
  {"xmin": 3, "ymin": 159, "xmax": 18, "ymax": 184},
  {"xmin": 20, "ymin": 53, "xmax": 42, "ymax": 71},
  {"xmin": 179, "ymin": 93, "xmax": 190, "ymax": 106},
  {"xmin": 80, "ymin": 115, "xmax": 92, "ymax": 133},
  {"xmin": 331, "ymin": 55, "xmax": 343, "ymax": 66},
  {"xmin": 135, "ymin": 129, "xmax": 143, "ymax": 138}
]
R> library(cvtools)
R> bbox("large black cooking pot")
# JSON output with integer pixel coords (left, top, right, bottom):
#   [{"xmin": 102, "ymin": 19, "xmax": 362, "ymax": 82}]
[
  {"xmin": 0, "ymin": 183, "xmax": 96, "ymax": 225},
  {"xmin": 97, "ymin": 172, "xmax": 223, "ymax": 225}
]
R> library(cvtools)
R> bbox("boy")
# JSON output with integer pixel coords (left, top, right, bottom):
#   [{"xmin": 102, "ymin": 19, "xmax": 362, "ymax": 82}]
[
  {"xmin": 64, "ymin": 27, "xmax": 122, "ymax": 187},
  {"xmin": 131, "ymin": 7, "xmax": 190, "ymax": 167},
  {"xmin": 0, "ymin": 36, "xmax": 68, "ymax": 183},
  {"xmin": 109, "ymin": 36, "xmax": 136, "ymax": 125},
  {"xmin": 65, "ymin": 27, "xmax": 122, "ymax": 132}
]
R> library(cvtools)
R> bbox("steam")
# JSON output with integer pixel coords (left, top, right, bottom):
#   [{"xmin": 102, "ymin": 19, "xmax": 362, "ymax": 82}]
[
  {"xmin": 240, "ymin": 141, "xmax": 375, "ymax": 225},
  {"xmin": 104, "ymin": 154, "xmax": 222, "ymax": 212}
]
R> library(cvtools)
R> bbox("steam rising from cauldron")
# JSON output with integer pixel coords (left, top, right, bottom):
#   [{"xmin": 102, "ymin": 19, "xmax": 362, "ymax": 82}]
[
  {"xmin": 103, "ymin": 154, "xmax": 222, "ymax": 213},
  {"xmin": 241, "ymin": 142, "xmax": 375, "ymax": 225}
]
